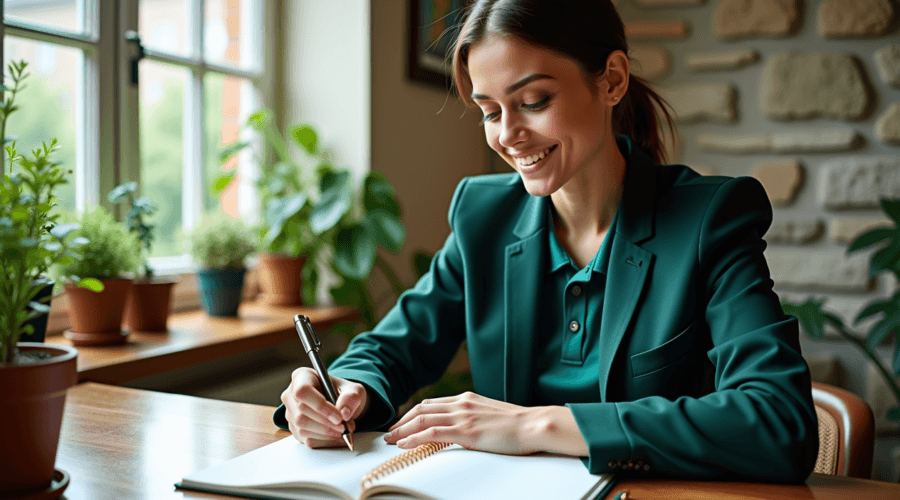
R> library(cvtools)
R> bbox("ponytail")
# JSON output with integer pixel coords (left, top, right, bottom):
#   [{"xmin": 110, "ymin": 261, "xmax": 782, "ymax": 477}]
[{"xmin": 614, "ymin": 74, "xmax": 677, "ymax": 165}]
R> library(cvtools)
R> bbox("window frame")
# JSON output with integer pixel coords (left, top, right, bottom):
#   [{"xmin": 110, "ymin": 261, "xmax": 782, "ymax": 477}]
[{"xmin": 0, "ymin": 0, "xmax": 281, "ymax": 332}]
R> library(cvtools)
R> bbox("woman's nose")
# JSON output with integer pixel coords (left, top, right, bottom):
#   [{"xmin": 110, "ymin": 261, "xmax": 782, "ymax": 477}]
[{"xmin": 498, "ymin": 113, "xmax": 527, "ymax": 149}]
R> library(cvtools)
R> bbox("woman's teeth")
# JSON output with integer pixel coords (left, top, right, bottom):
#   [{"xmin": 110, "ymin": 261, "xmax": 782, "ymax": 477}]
[{"xmin": 517, "ymin": 145, "xmax": 555, "ymax": 167}]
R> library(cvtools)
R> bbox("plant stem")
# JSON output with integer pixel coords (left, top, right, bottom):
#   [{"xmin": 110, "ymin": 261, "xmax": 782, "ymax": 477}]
[
  {"xmin": 837, "ymin": 326, "xmax": 900, "ymax": 407},
  {"xmin": 373, "ymin": 254, "xmax": 406, "ymax": 299}
]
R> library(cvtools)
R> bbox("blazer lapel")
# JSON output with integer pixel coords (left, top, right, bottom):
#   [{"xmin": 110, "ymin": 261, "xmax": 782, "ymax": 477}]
[
  {"xmin": 503, "ymin": 194, "xmax": 548, "ymax": 406},
  {"xmin": 597, "ymin": 144, "xmax": 658, "ymax": 401}
]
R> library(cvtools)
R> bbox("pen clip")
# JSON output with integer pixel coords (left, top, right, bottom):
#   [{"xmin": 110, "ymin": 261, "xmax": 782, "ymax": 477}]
[{"xmin": 293, "ymin": 315, "xmax": 321, "ymax": 353}]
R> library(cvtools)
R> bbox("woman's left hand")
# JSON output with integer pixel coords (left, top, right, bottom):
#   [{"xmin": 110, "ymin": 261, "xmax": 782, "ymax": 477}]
[{"xmin": 383, "ymin": 391, "xmax": 542, "ymax": 455}]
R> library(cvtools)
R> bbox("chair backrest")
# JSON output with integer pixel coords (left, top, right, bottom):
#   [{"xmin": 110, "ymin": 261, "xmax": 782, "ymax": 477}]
[{"xmin": 811, "ymin": 382, "xmax": 874, "ymax": 479}]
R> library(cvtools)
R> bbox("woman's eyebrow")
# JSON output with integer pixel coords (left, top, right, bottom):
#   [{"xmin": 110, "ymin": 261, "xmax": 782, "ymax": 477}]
[{"xmin": 471, "ymin": 73, "xmax": 555, "ymax": 101}]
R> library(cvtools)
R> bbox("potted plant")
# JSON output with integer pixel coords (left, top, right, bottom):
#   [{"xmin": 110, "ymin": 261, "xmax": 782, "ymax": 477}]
[
  {"xmin": 51, "ymin": 206, "xmax": 141, "ymax": 346},
  {"xmin": 781, "ymin": 198, "xmax": 900, "ymax": 429},
  {"xmin": 0, "ymin": 60, "xmax": 95, "ymax": 497},
  {"xmin": 215, "ymin": 112, "xmax": 410, "ymax": 330},
  {"xmin": 215, "ymin": 109, "xmax": 316, "ymax": 306},
  {"xmin": 186, "ymin": 211, "xmax": 257, "ymax": 316},
  {"xmin": 109, "ymin": 181, "xmax": 178, "ymax": 332}
]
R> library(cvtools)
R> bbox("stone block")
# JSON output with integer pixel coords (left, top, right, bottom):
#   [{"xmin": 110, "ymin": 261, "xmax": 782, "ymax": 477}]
[
  {"xmin": 625, "ymin": 20, "xmax": 690, "ymax": 39},
  {"xmin": 867, "ymin": 362, "xmax": 900, "ymax": 434},
  {"xmin": 875, "ymin": 45, "xmax": 900, "ymax": 87},
  {"xmin": 805, "ymin": 353, "xmax": 844, "ymax": 386},
  {"xmin": 819, "ymin": 157, "xmax": 900, "ymax": 210},
  {"xmin": 630, "ymin": 45, "xmax": 671, "ymax": 80},
  {"xmin": 760, "ymin": 53, "xmax": 870, "ymax": 121},
  {"xmin": 766, "ymin": 249, "xmax": 871, "ymax": 292},
  {"xmin": 714, "ymin": 0, "xmax": 799, "ymax": 39},
  {"xmin": 876, "ymin": 103, "xmax": 900, "ymax": 144},
  {"xmin": 818, "ymin": 0, "xmax": 894, "ymax": 38},
  {"xmin": 830, "ymin": 217, "xmax": 893, "ymax": 244},
  {"xmin": 751, "ymin": 159, "xmax": 803, "ymax": 205},
  {"xmin": 687, "ymin": 49, "xmax": 759, "ymax": 71},
  {"xmin": 766, "ymin": 218, "xmax": 823, "ymax": 244},
  {"xmin": 697, "ymin": 128, "xmax": 859, "ymax": 154},
  {"xmin": 664, "ymin": 82, "xmax": 737, "ymax": 123}
]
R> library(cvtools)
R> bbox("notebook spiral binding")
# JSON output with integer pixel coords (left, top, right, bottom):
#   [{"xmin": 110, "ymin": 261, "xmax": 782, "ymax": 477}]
[{"xmin": 361, "ymin": 442, "xmax": 452, "ymax": 490}]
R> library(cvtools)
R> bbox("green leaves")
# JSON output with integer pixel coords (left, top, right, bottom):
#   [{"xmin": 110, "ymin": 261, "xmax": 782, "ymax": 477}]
[
  {"xmin": 365, "ymin": 208, "xmax": 404, "ymax": 252},
  {"xmin": 780, "ymin": 298, "xmax": 844, "ymax": 340},
  {"xmin": 291, "ymin": 125, "xmax": 317, "ymax": 154},
  {"xmin": 334, "ymin": 223, "xmax": 376, "ymax": 280},
  {"xmin": 219, "ymin": 141, "xmax": 250, "ymax": 164},
  {"xmin": 107, "ymin": 181, "xmax": 137, "ymax": 204},
  {"xmin": 364, "ymin": 170, "xmax": 400, "ymax": 216},
  {"xmin": 212, "ymin": 172, "xmax": 236, "ymax": 194},
  {"xmin": 263, "ymin": 193, "xmax": 308, "ymax": 247},
  {"xmin": 77, "ymin": 277, "xmax": 104, "ymax": 292},
  {"xmin": 310, "ymin": 171, "xmax": 351, "ymax": 234}
]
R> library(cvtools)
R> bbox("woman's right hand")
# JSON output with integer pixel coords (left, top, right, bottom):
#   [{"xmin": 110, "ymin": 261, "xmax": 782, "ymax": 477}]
[{"xmin": 281, "ymin": 367, "xmax": 369, "ymax": 448}]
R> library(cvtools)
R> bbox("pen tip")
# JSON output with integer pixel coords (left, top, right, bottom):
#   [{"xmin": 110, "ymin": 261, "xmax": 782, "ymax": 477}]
[{"xmin": 343, "ymin": 432, "xmax": 354, "ymax": 451}]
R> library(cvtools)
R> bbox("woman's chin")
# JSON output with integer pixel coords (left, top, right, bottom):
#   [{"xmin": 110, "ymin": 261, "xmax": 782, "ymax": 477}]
[{"xmin": 519, "ymin": 176, "xmax": 556, "ymax": 197}]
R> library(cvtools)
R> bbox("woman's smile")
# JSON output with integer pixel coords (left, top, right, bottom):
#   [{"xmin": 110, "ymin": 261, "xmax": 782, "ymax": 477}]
[{"xmin": 513, "ymin": 144, "xmax": 558, "ymax": 172}]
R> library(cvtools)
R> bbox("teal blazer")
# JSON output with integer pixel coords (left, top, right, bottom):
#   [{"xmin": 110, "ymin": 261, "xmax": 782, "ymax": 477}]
[{"xmin": 275, "ymin": 139, "xmax": 819, "ymax": 482}]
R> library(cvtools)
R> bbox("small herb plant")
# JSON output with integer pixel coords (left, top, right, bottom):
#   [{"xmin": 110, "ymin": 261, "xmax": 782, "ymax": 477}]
[
  {"xmin": 781, "ymin": 198, "xmax": 900, "ymax": 424},
  {"xmin": 51, "ymin": 207, "xmax": 141, "ymax": 282},
  {"xmin": 109, "ymin": 182, "xmax": 158, "ymax": 278},
  {"xmin": 186, "ymin": 212, "xmax": 257, "ymax": 269},
  {"xmin": 0, "ymin": 61, "xmax": 96, "ymax": 362}
]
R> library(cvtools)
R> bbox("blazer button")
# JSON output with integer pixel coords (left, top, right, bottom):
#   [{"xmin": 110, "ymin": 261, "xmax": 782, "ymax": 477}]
[
  {"xmin": 608, "ymin": 460, "xmax": 616, "ymax": 469},
  {"xmin": 569, "ymin": 321, "xmax": 580, "ymax": 332},
  {"xmin": 571, "ymin": 285, "xmax": 582, "ymax": 296}
]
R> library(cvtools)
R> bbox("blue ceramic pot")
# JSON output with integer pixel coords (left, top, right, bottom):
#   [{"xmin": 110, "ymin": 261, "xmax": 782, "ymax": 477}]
[{"xmin": 196, "ymin": 268, "xmax": 245, "ymax": 317}]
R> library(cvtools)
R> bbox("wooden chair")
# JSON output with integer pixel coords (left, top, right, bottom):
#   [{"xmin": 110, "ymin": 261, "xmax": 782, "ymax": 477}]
[{"xmin": 811, "ymin": 382, "xmax": 875, "ymax": 479}]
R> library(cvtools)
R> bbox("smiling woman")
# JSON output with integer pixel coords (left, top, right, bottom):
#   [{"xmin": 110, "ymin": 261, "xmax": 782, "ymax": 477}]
[{"xmin": 276, "ymin": 0, "xmax": 819, "ymax": 485}]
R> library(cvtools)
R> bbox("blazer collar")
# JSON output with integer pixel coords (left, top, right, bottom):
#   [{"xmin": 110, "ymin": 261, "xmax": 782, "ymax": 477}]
[{"xmin": 511, "ymin": 135, "xmax": 657, "ymax": 244}]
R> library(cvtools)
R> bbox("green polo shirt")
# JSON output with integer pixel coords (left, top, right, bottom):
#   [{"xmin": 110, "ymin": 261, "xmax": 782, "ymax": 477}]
[{"xmin": 532, "ymin": 204, "xmax": 618, "ymax": 406}]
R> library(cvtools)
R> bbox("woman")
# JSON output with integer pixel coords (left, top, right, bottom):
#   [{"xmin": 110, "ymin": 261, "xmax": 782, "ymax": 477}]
[{"xmin": 276, "ymin": 0, "xmax": 818, "ymax": 482}]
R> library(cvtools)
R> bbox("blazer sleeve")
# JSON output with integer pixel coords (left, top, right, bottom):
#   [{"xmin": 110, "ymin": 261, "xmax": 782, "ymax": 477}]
[
  {"xmin": 274, "ymin": 179, "xmax": 470, "ymax": 432},
  {"xmin": 566, "ymin": 177, "xmax": 819, "ymax": 482}
]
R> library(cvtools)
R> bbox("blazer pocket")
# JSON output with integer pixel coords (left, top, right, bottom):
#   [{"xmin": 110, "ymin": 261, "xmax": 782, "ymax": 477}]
[{"xmin": 631, "ymin": 321, "xmax": 696, "ymax": 378}]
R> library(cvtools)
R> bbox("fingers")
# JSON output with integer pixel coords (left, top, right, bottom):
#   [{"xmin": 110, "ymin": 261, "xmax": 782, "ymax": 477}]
[
  {"xmin": 281, "ymin": 367, "xmax": 350, "ymax": 446},
  {"xmin": 386, "ymin": 411, "xmax": 458, "ymax": 445},
  {"xmin": 333, "ymin": 377, "xmax": 367, "ymax": 422}
]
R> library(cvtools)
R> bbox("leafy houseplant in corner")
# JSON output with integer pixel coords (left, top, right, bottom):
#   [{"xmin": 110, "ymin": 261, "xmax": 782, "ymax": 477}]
[
  {"xmin": 187, "ymin": 211, "xmax": 257, "ymax": 316},
  {"xmin": 782, "ymin": 198, "xmax": 900, "ymax": 431},
  {"xmin": 0, "ymin": 60, "xmax": 95, "ymax": 497},
  {"xmin": 52, "ymin": 206, "xmax": 141, "ymax": 346},
  {"xmin": 109, "ymin": 181, "xmax": 178, "ymax": 332}
]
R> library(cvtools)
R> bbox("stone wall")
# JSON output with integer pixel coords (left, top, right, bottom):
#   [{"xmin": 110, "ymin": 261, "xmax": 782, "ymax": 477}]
[{"xmin": 613, "ymin": 0, "xmax": 900, "ymax": 480}]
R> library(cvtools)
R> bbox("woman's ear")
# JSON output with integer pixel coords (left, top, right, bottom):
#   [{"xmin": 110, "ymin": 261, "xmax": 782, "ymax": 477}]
[{"xmin": 598, "ymin": 50, "xmax": 630, "ymax": 106}]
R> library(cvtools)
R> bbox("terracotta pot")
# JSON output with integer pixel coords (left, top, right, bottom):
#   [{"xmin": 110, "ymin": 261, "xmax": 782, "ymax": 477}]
[
  {"xmin": 0, "ymin": 343, "xmax": 77, "ymax": 496},
  {"xmin": 64, "ymin": 279, "xmax": 132, "ymax": 346},
  {"xmin": 123, "ymin": 277, "xmax": 178, "ymax": 332},
  {"xmin": 257, "ymin": 253, "xmax": 307, "ymax": 306}
]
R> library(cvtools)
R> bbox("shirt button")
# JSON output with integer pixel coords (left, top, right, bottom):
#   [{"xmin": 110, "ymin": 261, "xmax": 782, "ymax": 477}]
[
  {"xmin": 571, "ymin": 285, "xmax": 582, "ymax": 296},
  {"xmin": 569, "ymin": 321, "xmax": 580, "ymax": 332}
]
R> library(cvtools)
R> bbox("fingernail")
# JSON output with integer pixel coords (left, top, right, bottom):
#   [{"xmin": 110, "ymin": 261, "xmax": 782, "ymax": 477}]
[
  {"xmin": 397, "ymin": 438, "xmax": 408, "ymax": 448},
  {"xmin": 342, "ymin": 408, "xmax": 352, "ymax": 420},
  {"xmin": 328, "ymin": 413, "xmax": 341, "ymax": 425}
]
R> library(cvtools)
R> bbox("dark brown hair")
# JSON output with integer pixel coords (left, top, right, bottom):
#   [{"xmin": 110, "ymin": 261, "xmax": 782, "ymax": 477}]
[{"xmin": 451, "ymin": 0, "xmax": 676, "ymax": 164}]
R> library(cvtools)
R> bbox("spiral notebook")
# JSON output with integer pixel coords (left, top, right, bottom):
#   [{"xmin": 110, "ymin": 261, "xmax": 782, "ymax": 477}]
[{"xmin": 176, "ymin": 432, "xmax": 614, "ymax": 500}]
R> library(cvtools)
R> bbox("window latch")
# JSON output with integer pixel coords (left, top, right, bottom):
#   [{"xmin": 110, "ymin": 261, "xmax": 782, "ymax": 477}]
[{"xmin": 125, "ymin": 31, "xmax": 145, "ymax": 86}]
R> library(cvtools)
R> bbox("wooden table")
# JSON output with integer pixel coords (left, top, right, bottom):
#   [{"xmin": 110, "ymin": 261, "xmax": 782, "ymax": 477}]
[
  {"xmin": 44, "ymin": 302, "xmax": 357, "ymax": 384},
  {"xmin": 57, "ymin": 383, "xmax": 900, "ymax": 500}
]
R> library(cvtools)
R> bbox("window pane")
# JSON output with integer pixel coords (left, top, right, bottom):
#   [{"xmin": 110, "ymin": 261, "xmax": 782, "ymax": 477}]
[
  {"xmin": 140, "ymin": 60, "xmax": 187, "ymax": 259},
  {"xmin": 140, "ymin": 0, "xmax": 192, "ymax": 58},
  {"xmin": 3, "ymin": 36, "xmax": 80, "ymax": 214},
  {"xmin": 5, "ymin": 0, "xmax": 86, "ymax": 36},
  {"xmin": 204, "ymin": 72, "xmax": 256, "ymax": 216},
  {"xmin": 204, "ymin": 0, "xmax": 260, "ymax": 70}
]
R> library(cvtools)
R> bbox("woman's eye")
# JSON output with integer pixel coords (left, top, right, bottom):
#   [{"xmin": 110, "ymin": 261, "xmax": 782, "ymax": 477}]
[
  {"xmin": 522, "ymin": 95, "xmax": 552, "ymax": 110},
  {"xmin": 480, "ymin": 110, "xmax": 500, "ymax": 125}
]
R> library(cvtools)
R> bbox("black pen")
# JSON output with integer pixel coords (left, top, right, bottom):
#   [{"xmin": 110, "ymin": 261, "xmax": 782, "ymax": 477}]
[{"xmin": 293, "ymin": 314, "xmax": 354, "ymax": 451}]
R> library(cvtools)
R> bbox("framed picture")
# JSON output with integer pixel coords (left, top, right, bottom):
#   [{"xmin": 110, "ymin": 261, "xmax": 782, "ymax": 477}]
[{"xmin": 407, "ymin": 0, "xmax": 471, "ymax": 90}]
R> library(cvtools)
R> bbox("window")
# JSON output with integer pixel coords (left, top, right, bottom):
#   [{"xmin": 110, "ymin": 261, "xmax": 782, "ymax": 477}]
[{"xmin": 1, "ymin": 0, "xmax": 276, "ymax": 274}]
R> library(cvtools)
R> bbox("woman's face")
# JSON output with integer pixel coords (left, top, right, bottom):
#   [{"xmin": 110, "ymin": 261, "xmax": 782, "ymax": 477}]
[{"xmin": 467, "ymin": 35, "xmax": 616, "ymax": 197}]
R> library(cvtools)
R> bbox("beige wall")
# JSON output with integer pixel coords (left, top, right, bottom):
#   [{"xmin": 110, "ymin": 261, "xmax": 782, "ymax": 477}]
[{"xmin": 370, "ymin": 0, "xmax": 490, "ymax": 287}]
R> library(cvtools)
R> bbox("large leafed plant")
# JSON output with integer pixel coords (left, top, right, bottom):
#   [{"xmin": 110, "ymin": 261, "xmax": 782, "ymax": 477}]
[
  {"xmin": 781, "ymin": 198, "xmax": 900, "ymax": 424},
  {"xmin": 215, "ymin": 109, "xmax": 409, "ymax": 329}
]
